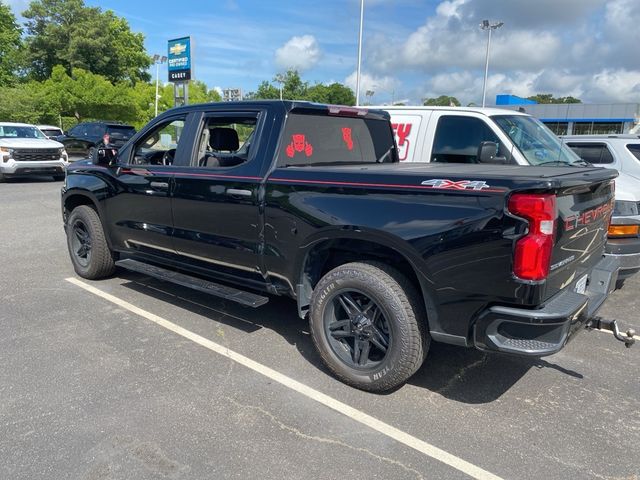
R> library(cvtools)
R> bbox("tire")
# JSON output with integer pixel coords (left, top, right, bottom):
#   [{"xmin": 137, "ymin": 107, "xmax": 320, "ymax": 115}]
[
  {"xmin": 0, "ymin": 173, "xmax": 5, "ymax": 183},
  {"xmin": 309, "ymin": 261, "xmax": 429, "ymax": 392},
  {"xmin": 615, "ymin": 278, "xmax": 625, "ymax": 290},
  {"xmin": 53, "ymin": 174, "xmax": 65, "ymax": 181},
  {"xmin": 66, "ymin": 205, "xmax": 115, "ymax": 279}
]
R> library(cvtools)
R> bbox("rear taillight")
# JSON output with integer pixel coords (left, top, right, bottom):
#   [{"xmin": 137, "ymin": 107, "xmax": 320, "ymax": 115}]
[
  {"xmin": 103, "ymin": 133, "xmax": 110, "ymax": 145},
  {"xmin": 508, "ymin": 193, "xmax": 557, "ymax": 281}
]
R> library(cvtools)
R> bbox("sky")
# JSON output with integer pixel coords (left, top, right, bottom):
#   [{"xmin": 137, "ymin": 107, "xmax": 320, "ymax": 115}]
[{"xmin": 6, "ymin": 0, "xmax": 640, "ymax": 106}]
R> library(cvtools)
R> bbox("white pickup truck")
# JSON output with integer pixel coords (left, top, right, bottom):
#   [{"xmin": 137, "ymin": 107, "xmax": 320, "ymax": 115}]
[
  {"xmin": 377, "ymin": 106, "xmax": 640, "ymax": 284},
  {"xmin": 0, "ymin": 122, "xmax": 69, "ymax": 182}
]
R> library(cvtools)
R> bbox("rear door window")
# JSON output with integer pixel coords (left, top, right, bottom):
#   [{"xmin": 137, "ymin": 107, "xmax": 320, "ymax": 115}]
[
  {"xmin": 192, "ymin": 114, "xmax": 258, "ymax": 169},
  {"xmin": 431, "ymin": 115, "xmax": 502, "ymax": 163},
  {"xmin": 566, "ymin": 143, "xmax": 614, "ymax": 164},
  {"xmin": 277, "ymin": 113, "xmax": 396, "ymax": 167}
]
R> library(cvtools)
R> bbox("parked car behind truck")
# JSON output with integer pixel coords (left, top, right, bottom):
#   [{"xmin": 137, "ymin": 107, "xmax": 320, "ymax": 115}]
[
  {"xmin": 0, "ymin": 122, "xmax": 69, "ymax": 182},
  {"xmin": 61, "ymin": 101, "xmax": 633, "ymax": 392},
  {"xmin": 379, "ymin": 106, "xmax": 640, "ymax": 286},
  {"xmin": 56, "ymin": 121, "xmax": 136, "ymax": 160},
  {"xmin": 561, "ymin": 135, "xmax": 640, "ymax": 285}
]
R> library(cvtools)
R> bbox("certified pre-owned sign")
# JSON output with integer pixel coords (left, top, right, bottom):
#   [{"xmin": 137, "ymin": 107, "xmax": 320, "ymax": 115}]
[{"xmin": 168, "ymin": 36, "xmax": 192, "ymax": 82}]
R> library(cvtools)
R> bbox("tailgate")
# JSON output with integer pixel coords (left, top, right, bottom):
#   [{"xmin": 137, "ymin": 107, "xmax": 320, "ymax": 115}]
[{"xmin": 545, "ymin": 177, "xmax": 615, "ymax": 298}]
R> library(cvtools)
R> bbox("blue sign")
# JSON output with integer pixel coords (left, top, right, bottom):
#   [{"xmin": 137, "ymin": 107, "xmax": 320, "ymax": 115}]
[{"xmin": 168, "ymin": 36, "xmax": 192, "ymax": 82}]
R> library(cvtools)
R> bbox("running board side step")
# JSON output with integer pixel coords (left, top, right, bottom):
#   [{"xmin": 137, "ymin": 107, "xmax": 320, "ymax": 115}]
[{"xmin": 115, "ymin": 258, "xmax": 269, "ymax": 308}]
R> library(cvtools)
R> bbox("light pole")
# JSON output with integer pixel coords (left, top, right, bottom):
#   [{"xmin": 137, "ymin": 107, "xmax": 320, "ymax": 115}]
[
  {"xmin": 152, "ymin": 54, "xmax": 167, "ymax": 116},
  {"xmin": 274, "ymin": 73, "xmax": 285, "ymax": 100},
  {"xmin": 355, "ymin": 0, "xmax": 364, "ymax": 106},
  {"xmin": 480, "ymin": 20, "xmax": 503, "ymax": 108}
]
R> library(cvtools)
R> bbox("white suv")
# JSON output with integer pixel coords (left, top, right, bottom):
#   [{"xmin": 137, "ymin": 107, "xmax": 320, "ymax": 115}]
[
  {"xmin": 0, "ymin": 122, "xmax": 69, "ymax": 182},
  {"xmin": 561, "ymin": 135, "xmax": 640, "ymax": 284}
]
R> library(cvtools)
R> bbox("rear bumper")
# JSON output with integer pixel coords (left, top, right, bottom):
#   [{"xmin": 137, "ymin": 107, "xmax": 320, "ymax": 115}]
[
  {"xmin": 473, "ymin": 256, "xmax": 619, "ymax": 356},
  {"xmin": 605, "ymin": 236, "xmax": 640, "ymax": 280}
]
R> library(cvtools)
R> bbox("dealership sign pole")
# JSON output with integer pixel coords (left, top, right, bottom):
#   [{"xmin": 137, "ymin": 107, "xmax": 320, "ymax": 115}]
[{"xmin": 168, "ymin": 36, "xmax": 193, "ymax": 107}]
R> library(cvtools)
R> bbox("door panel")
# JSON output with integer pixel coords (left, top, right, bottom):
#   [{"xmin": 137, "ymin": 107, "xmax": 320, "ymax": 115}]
[
  {"xmin": 170, "ymin": 111, "xmax": 266, "ymax": 286},
  {"xmin": 104, "ymin": 166, "xmax": 176, "ymax": 256},
  {"xmin": 104, "ymin": 114, "xmax": 194, "ymax": 257}
]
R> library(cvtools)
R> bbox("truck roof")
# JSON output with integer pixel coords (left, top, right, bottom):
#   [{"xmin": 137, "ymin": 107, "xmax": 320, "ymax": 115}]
[
  {"xmin": 561, "ymin": 134, "xmax": 640, "ymax": 140},
  {"xmin": 162, "ymin": 100, "xmax": 390, "ymax": 121},
  {"xmin": 0, "ymin": 122, "xmax": 36, "ymax": 127},
  {"xmin": 370, "ymin": 105, "xmax": 529, "ymax": 117}
]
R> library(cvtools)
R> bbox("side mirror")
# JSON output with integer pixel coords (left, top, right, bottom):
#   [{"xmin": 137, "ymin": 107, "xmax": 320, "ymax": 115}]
[
  {"xmin": 94, "ymin": 147, "xmax": 118, "ymax": 166},
  {"xmin": 477, "ymin": 141, "xmax": 508, "ymax": 164}
]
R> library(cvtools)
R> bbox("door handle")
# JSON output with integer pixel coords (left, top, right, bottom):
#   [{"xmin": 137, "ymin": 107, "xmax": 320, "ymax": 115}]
[
  {"xmin": 150, "ymin": 181, "xmax": 169, "ymax": 189},
  {"xmin": 226, "ymin": 188, "xmax": 252, "ymax": 197}
]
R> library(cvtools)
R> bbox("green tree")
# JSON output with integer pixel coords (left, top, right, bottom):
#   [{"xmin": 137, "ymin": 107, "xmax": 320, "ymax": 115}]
[
  {"xmin": 23, "ymin": 0, "xmax": 150, "ymax": 83},
  {"xmin": 307, "ymin": 83, "xmax": 355, "ymax": 105},
  {"xmin": 0, "ymin": 81, "xmax": 59, "ymax": 124},
  {"xmin": 526, "ymin": 93, "xmax": 582, "ymax": 104},
  {"xmin": 248, "ymin": 70, "xmax": 309, "ymax": 100},
  {"xmin": 423, "ymin": 95, "xmax": 461, "ymax": 106},
  {"xmin": 42, "ymin": 65, "xmax": 139, "ymax": 122},
  {"xmin": 247, "ymin": 80, "xmax": 280, "ymax": 100},
  {"xmin": 188, "ymin": 80, "xmax": 222, "ymax": 103},
  {"xmin": 0, "ymin": 1, "xmax": 23, "ymax": 86}
]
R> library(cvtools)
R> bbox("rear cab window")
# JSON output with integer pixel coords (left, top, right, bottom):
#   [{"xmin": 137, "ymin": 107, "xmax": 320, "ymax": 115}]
[
  {"xmin": 107, "ymin": 125, "xmax": 136, "ymax": 142},
  {"xmin": 277, "ymin": 112, "xmax": 396, "ymax": 167},
  {"xmin": 626, "ymin": 144, "xmax": 640, "ymax": 162}
]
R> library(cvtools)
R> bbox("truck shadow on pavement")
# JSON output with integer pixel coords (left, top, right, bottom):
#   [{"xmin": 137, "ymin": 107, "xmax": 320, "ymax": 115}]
[{"xmin": 122, "ymin": 273, "xmax": 583, "ymax": 404}]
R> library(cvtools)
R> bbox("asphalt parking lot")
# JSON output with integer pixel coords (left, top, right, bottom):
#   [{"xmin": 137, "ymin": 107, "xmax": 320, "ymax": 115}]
[{"xmin": 1, "ymin": 178, "xmax": 639, "ymax": 480}]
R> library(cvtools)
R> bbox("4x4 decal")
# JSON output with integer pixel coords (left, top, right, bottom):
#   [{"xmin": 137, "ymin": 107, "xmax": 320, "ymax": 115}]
[{"xmin": 420, "ymin": 179, "xmax": 491, "ymax": 191}]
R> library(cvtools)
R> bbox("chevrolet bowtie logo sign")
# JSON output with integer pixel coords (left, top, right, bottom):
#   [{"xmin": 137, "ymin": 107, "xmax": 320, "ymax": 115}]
[{"xmin": 169, "ymin": 43, "xmax": 187, "ymax": 56}]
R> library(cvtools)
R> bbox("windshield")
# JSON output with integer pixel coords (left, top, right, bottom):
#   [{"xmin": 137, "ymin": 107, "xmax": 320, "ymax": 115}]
[
  {"xmin": 493, "ymin": 115, "xmax": 582, "ymax": 165},
  {"xmin": 40, "ymin": 128, "xmax": 61, "ymax": 137},
  {"xmin": 0, "ymin": 125, "xmax": 47, "ymax": 139}
]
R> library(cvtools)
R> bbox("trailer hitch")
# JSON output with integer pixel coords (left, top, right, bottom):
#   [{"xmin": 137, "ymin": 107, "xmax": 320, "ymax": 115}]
[{"xmin": 587, "ymin": 317, "xmax": 636, "ymax": 348}]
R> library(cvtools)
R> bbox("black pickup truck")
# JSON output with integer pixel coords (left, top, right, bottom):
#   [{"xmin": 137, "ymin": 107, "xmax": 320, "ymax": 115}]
[{"xmin": 61, "ymin": 101, "xmax": 632, "ymax": 392}]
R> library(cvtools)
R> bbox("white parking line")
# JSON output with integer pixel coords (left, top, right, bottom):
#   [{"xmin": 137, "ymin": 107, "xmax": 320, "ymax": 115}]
[{"xmin": 66, "ymin": 277, "xmax": 503, "ymax": 480}]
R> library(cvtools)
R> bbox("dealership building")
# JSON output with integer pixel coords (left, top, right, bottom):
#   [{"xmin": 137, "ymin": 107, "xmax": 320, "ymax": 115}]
[{"xmin": 495, "ymin": 95, "xmax": 640, "ymax": 136}]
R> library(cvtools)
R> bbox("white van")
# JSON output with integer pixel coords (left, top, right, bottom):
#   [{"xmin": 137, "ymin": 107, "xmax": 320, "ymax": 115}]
[
  {"xmin": 376, "ymin": 106, "xmax": 640, "ymax": 284},
  {"xmin": 379, "ymin": 105, "xmax": 581, "ymax": 165}
]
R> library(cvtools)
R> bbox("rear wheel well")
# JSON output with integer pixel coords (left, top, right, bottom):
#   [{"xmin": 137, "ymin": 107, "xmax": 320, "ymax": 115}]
[{"xmin": 299, "ymin": 239, "xmax": 426, "ymax": 319}]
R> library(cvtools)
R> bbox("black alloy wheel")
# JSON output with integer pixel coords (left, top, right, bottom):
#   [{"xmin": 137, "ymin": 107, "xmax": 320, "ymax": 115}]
[
  {"xmin": 309, "ymin": 261, "xmax": 428, "ymax": 392},
  {"xmin": 71, "ymin": 219, "xmax": 92, "ymax": 268},
  {"xmin": 66, "ymin": 205, "xmax": 115, "ymax": 279},
  {"xmin": 324, "ymin": 289, "xmax": 391, "ymax": 370}
]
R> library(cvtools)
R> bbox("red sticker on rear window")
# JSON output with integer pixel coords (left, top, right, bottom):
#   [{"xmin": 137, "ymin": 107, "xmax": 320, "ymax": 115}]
[
  {"xmin": 341, "ymin": 127, "xmax": 353, "ymax": 150},
  {"xmin": 285, "ymin": 134, "xmax": 313, "ymax": 158}
]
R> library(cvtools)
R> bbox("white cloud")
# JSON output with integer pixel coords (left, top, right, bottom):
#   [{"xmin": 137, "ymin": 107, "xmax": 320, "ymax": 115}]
[
  {"xmin": 421, "ymin": 68, "xmax": 640, "ymax": 106},
  {"xmin": 344, "ymin": 71, "xmax": 398, "ymax": 98},
  {"xmin": 369, "ymin": 6, "xmax": 561, "ymax": 73},
  {"xmin": 587, "ymin": 70, "xmax": 640, "ymax": 103},
  {"xmin": 364, "ymin": 0, "xmax": 640, "ymax": 104},
  {"xmin": 275, "ymin": 35, "xmax": 322, "ymax": 72}
]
